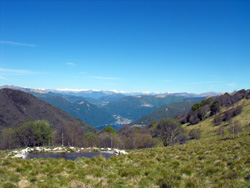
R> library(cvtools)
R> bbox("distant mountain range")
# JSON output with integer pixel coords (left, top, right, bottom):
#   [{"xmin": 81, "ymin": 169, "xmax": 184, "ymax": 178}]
[
  {"xmin": 0, "ymin": 88, "xmax": 97, "ymax": 133},
  {"xmin": 0, "ymin": 85, "xmax": 220, "ymax": 129},
  {"xmin": 0, "ymin": 85, "xmax": 220, "ymax": 99},
  {"xmin": 44, "ymin": 88, "xmax": 220, "ymax": 99},
  {"xmin": 35, "ymin": 95, "xmax": 116, "ymax": 128}
]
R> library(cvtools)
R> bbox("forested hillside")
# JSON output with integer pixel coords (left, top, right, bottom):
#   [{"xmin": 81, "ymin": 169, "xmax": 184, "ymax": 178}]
[
  {"xmin": 132, "ymin": 100, "xmax": 197, "ymax": 125},
  {"xmin": 37, "ymin": 96, "xmax": 116, "ymax": 128}
]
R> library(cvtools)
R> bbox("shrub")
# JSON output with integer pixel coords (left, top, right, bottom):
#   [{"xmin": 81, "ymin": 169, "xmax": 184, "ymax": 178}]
[
  {"xmin": 210, "ymin": 101, "xmax": 220, "ymax": 115},
  {"xmin": 192, "ymin": 103, "xmax": 201, "ymax": 111},
  {"xmin": 189, "ymin": 129, "xmax": 201, "ymax": 140},
  {"xmin": 153, "ymin": 119, "xmax": 184, "ymax": 146},
  {"xmin": 232, "ymin": 106, "xmax": 242, "ymax": 116},
  {"xmin": 223, "ymin": 110, "xmax": 233, "ymax": 121}
]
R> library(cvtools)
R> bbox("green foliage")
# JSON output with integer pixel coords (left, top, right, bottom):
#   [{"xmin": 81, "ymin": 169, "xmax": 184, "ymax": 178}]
[
  {"xmin": 192, "ymin": 103, "xmax": 201, "ymax": 111},
  {"xmin": 201, "ymin": 98, "xmax": 213, "ymax": 106},
  {"xmin": 191, "ymin": 98, "xmax": 213, "ymax": 112},
  {"xmin": 154, "ymin": 119, "xmax": 184, "ymax": 146},
  {"xmin": 210, "ymin": 100, "xmax": 220, "ymax": 115},
  {"xmin": 83, "ymin": 133, "xmax": 99, "ymax": 147},
  {"xmin": 103, "ymin": 126, "xmax": 117, "ymax": 135},
  {"xmin": 0, "ymin": 128, "xmax": 17, "ymax": 150},
  {"xmin": 15, "ymin": 121, "xmax": 52, "ymax": 147}
]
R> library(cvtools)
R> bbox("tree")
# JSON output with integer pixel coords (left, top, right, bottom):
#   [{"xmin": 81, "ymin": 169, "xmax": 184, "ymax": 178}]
[
  {"xmin": 103, "ymin": 126, "xmax": 117, "ymax": 135},
  {"xmin": 15, "ymin": 121, "xmax": 52, "ymax": 147},
  {"xmin": 103, "ymin": 126, "xmax": 117, "ymax": 148},
  {"xmin": 213, "ymin": 114, "xmax": 222, "ymax": 126},
  {"xmin": 210, "ymin": 101, "xmax": 220, "ymax": 115},
  {"xmin": 229, "ymin": 120, "xmax": 241, "ymax": 139},
  {"xmin": 0, "ymin": 128, "xmax": 17, "ymax": 150},
  {"xmin": 153, "ymin": 119, "xmax": 183, "ymax": 146},
  {"xmin": 192, "ymin": 103, "xmax": 201, "ymax": 111},
  {"xmin": 54, "ymin": 122, "xmax": 85, "ymax": 146},
  {"xmin": 217, "ymin": 126, "xmax": 225, "ymax": 137},
  {"xmin": 223, "ymin": 110, "xmax": 233, "ymax": 122},
  {"xmin": 83, "ymin": 133, "xmax": 99, "ymax": 147},
  {"xmin": 65, "ymin": 122, "xmax": 85, "ymax": 146}
]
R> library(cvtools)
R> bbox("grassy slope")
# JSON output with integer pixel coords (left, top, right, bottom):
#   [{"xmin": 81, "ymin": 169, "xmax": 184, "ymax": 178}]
[{"xmin": 0, "ymin": 100, "xmax": 250, "ymax": 187}]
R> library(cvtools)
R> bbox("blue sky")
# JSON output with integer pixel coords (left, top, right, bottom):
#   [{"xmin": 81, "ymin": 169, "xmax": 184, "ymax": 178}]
[{"xmin": 0, "ymin": 0, "xmax": 249, "ymax": 93}]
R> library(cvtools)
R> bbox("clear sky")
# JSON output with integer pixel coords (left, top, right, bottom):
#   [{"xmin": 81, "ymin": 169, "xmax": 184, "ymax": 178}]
[{"xmin": 0, "ymin": 0, "xmax": 249, "ymax": 93}]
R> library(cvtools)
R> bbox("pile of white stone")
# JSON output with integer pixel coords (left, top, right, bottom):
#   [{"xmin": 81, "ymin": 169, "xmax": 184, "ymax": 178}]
[
  {"xmin": 11, "ymin": 148, "xmax": 30, "ymax": 159},
  {"xmin": 113, "ymin": 149, "xmax": 128, "ymax": 155},
  {"xmin": 9, "ymin": 146, "xmax": 128, "ymax": 159}
]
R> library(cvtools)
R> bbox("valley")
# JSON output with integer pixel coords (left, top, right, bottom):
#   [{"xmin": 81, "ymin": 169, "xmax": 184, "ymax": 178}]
[
  {"xmin": 0, "ymin": 85, "xmax": 210, "ymax": 130},
  {"xmin": 0, "ymin": 89, "xmax": 249, "ymax": 187}
]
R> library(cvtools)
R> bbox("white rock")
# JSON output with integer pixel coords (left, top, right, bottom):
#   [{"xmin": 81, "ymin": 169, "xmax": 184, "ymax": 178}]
[
  {"xmin": 119, "ymin": 150, "xmax": 128, "ymax": 155},
  {"xmin": 12, "ymin": 152, "xmax": 28, "ymax": 159}
]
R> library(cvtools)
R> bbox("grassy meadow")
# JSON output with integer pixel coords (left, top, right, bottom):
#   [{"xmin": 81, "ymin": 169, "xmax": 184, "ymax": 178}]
[{"xmin": 1, "ymin": 100, "xmax": 250, "ymax": 188}]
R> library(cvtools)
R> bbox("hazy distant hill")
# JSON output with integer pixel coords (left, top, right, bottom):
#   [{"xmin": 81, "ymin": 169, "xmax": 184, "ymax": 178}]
[
  {"xmin": 101, "ymin": 95, "xmax": 200, "ymax": 121},
  {"xmin": 37, "ymin": 95, "xmax": 116, "ymax": 128},
  {"xmin": 0, "ymin": 88, "xmax": 97, "ymax": 133},
  {"xmin": 131, "ymin": 100, "xmax": 198, "ymax": 125}
]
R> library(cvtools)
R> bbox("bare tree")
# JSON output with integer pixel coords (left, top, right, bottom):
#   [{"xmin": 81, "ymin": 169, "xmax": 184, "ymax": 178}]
[{"xmin": 229, "ymin": 120, "xmax": 241, "ymax": 139}]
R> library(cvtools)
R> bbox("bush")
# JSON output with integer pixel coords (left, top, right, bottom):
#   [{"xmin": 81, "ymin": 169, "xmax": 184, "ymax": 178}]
[
  {"xmin": 153, "ymin": 119, "xmax": 184, "ymax": 146},
  {"xmin": 214, "ymin": 114, "xmax": 222, "ymax": 126},
  {"xmin": 189, "ymin": 114, "xmax": 200, "ymax": 125},
  {"xmin": 192, "ymin": 103, "xmax": 201, "ymax": 111},
  {"xmin": 232, "ymin": 106, "xmax": 242, "ymax": 116},
  {"xmin": 189, "ymin": 129, "xmax": 201, "ymax": 140},
  {"xmin": 210, "ymin": 101, "xmax": 220, "ymax": 115},
  {"xmin": 14, "ymin": 121, "xmax": 52, "ymax": 147},
  {"xmin": 223, "ymin": 110, "xmax": 233, "ymax": 122}
]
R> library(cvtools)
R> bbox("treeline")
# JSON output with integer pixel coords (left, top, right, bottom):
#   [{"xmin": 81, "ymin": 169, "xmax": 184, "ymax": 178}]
[
  {"xmin": 178, "ymin": 89, "xmax": 250, "ymax": 125},
  {"xmin": 0, "ymin": 121, "xmax": 87, "ymax": 150},
  {"xmin": 0, "ymin": 118, "xmax": 196, "ymax": 150},
  {"xmin": 0, "ymin": 121, "xmax": 52, "ymax": 150}
]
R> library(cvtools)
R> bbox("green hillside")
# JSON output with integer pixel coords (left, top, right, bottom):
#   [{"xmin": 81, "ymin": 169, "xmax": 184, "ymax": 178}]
[{"xmin": 132, "ymin": 100, "xmax": 197, "ymax": 125}]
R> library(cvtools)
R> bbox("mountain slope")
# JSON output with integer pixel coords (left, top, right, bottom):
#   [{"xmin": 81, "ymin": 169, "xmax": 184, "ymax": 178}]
[
  {"xmin": 102, "ymin": 95, "xmax": 202, "ymax": 121},
  {"xmin": 37, "ymin": 96, "xmax": 116, "ymax": 128},
  {"xmin": 0, "ymin": 86, "xmax": 116, "ymax": 129},
  {"xmin": 0, "ymin": 88, "xmax": 97, "ymax": 133},
  {"xmin": 131, "ymin": 100, "xmax": 198, "ymax": 125}
]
